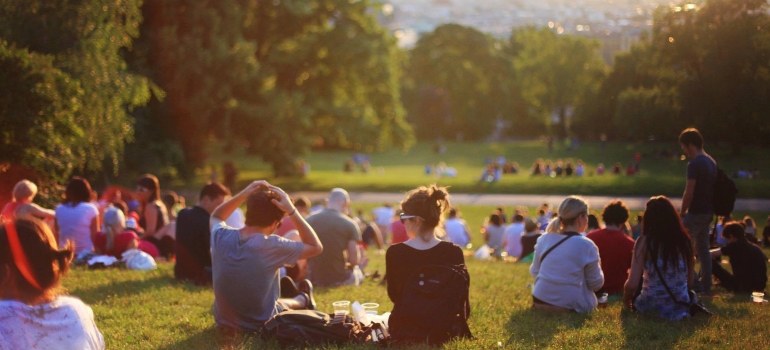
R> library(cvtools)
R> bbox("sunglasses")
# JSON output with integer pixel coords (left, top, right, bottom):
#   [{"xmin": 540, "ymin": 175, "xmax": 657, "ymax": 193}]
[
  {"xmin": 399, "ymin": 213, "xmax": 424, "ymax": 224},
  {"xmin": 136, "ymin": 186, "xmax": 149, "ymax": 192}
]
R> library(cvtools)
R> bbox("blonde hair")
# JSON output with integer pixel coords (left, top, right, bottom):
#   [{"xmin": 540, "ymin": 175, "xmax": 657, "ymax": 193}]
[
  {"xmin": 102, "ymin": 207, "xmax": 126, "ymax": 252},
  {"xmin": 12, "ymin": 180, "xmax": 37, "ymax": 202},
  {"xmin": 545, "ymin": 196, "xmax": 589, "ymax": 233}
]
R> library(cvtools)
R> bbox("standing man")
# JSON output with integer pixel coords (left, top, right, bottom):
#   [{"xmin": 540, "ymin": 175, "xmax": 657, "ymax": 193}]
[
  {"xmin": 209, "ymin": 181, "xmax": 323, "ymax": 332},
  {"xmin": 174, "ymin": 182, "xmax": 230, "ymax": 285},
  {"xmin": 307, "ymin": 188, "xmax": 362, "ymax": 287},
  {"xmin": 679, "ymin": 128, "xmax": 717, "ymax": 295}
]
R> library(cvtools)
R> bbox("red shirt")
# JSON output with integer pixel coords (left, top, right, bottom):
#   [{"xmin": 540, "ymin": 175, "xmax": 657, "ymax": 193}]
[
  {"xmin": 390, "ymin": 220, "xmax": 408, "ymax": 244},
  {"xmin": 275, "ymin": 215, "xmax": 296, "ymax": 237},
  {"xmin": 93, "ymin": 230, "xmax": 140, "ymax": 259},
  {"xmin": 586, "ymin": 228, "xmax": 635, "ymax": 294}
]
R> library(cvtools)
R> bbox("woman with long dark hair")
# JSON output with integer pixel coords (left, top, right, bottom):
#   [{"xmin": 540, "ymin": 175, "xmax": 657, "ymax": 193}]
[
  {"xmin": 623, "ymin": 196, "xmax": 695, "ymax": 320},
  {"xmin": 135, "ymin": 174, "xmax": 172, "ymax": 258}
]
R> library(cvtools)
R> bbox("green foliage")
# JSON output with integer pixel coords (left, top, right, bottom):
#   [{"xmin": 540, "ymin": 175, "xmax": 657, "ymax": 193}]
[
  {"xmin": 134, "ymin": 0, "xmax": 412, "ymax": 177},
  {"xmin": 509, "ymin": 27, "xmax": 607, "ymax": 138},
  {"xmin": 0, "ymin": 0, "xmax": 150, "ymax": 202},
  {"xmin": 405, "ymin": 24, "xmax": 523, "ymax": 140},
  {"xmin": 585, "ymin": 0, "xmax": 770, "ymax": 148}
]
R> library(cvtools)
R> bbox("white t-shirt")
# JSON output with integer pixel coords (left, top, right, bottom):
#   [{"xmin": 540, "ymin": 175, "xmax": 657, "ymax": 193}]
[
  {"xmin": 444, "ymin": 218, "xmax": 469, "ymax": 247},
  {"xmin": 55, "ymin": 202, "xmax": 99, "ymax": 253},
  {"xmin": 372, "ymin": 206, "xmax": 394, "ymax": 227},
  {"xmin": 504, "ymin": 222, "xmax": 525, "ymax": 257},
  {"xmin": 225, "ymin": 208, "xmax": 246, "ymax": 229},
  {"xmin": 0, "ymin": 296, "xmax": 104, "ymax": 350}
]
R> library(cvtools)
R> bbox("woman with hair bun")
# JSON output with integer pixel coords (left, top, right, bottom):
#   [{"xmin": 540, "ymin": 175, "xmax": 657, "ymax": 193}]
[
  {"xmin": 0, "ymin": 217, "xmax": 104, "ymax": 349},
  {"xmin": 530, "ymin": 196, "xmax": 604, "ymax": 312},
  {"xmin": 386, "ymin": 185, "xmax": 468, "ymax": 344}
]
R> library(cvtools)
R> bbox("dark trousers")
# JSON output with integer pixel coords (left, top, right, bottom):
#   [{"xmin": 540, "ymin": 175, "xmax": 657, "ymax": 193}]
[
  {"xmin": 145, "ymin": 236, "xmax": 175, "ymax": 259},
  {"xmin": 711, "ymin": 259, "xmax": 754, "ymax": 292}
]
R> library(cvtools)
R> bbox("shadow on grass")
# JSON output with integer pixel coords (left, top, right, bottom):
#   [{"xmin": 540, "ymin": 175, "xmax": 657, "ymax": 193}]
[
  {"xmin": 504, "ymin": 307, "xmax": 588, "ymax": 347},
  {"xmin": 619, "ymin": 307, "xmax": 710, "ymax": 349},
  {"xmin": 68, "ymin": 274, "xmax": 201, "ymax": 304}
]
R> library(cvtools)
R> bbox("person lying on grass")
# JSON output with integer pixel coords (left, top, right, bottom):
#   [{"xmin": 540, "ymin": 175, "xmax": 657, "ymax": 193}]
[
  {"xmin": 208, "ymin": 181, "xmax": 323, "ymax": 332},
  {"xmin": 0, "ymin": 217, "xmax": 104, "ymax": 349}
]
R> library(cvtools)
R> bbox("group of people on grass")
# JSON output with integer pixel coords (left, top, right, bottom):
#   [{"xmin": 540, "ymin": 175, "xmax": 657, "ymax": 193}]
[{"xmin": 1, "ymin": 127, "xmax": 768, "ymax": 348}]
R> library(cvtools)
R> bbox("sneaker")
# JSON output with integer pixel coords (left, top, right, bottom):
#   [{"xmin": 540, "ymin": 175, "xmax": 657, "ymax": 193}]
[
  {"xmin": 298, "ymin": 280, "xmax": 316, "ymax": 310},
  {"xmin": 280, "ymin": 276, "xmax": 299, "ymax": 298}
]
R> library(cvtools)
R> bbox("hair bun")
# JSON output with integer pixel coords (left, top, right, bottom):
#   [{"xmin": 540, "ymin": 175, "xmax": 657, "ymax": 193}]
[{"xmin": 428, "ymin": 185, "xmax": 448, "ymax": 201}]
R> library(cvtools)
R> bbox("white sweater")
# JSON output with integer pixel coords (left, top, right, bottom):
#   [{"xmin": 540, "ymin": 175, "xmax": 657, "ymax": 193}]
[{"xmin": 530, "ymin": 232, "xmax": 604, "ymax": 313}]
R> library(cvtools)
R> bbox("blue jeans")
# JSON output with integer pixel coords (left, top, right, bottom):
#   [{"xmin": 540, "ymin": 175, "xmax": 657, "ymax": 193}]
[{"xmin": 683, "ymin": 213, "xmax": 714, "ymax": 293}]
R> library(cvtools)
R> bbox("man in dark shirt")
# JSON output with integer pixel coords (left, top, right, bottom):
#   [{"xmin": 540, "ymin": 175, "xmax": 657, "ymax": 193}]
[
  {"xmin": 710, "ymin": 222, "xmax": 767, "ymax": 293},
  {"xmin": 679, "ymin": 128, "xmax": 717, "ymax": 294},
  {"xmin": 174, "ymin": 182, "xmax": 230, "ymax": 284}
]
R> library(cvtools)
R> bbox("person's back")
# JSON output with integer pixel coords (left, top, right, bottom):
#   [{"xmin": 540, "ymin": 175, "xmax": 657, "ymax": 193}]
[
  {"xmin": 211, "ymin": 224, "xmax": 303, "ymax": 330},
  {"xmin": 0, "ymin": 296, "xmax": 103, "ymax": 350},
  {"xmin": 504, "ymin": 220, "xmax": 525, "ymax": 258},
  {"xmin": 634, "ymin": 252, "xmax": 690, "ymax": 320},
  {"xmin": 444, "ymin": 217, "xmax": 469, "ymax": 247},
  {"xmin": 530, "ymin": 232, "xmax": 604, "ymax": 312},
  {"xmin": 175, "ymin": 206, "xmax": 212, "ymax": 284},
  {"xmin": 306, "ymin": 208, "xmax": 360, "ymax": 286},
  {"xmin": 55, "ymin": 202, "xmax": 99, "ymax": 254},
  {"xmin": 586, "ymin": 227, "xmax": 634, "ymax": 294}
]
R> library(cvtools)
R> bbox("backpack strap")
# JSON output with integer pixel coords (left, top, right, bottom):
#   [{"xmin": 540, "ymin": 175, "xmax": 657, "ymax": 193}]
[{"xmin": 540, "ymin": 232, "xmax": 579, "ymax": 263}]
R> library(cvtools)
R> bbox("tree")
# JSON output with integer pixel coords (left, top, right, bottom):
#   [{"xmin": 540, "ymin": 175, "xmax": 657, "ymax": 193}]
[
  {"xmin": 509, "ymin": 27, "xmax": 606, "ymax": 138},
  {"xmin": 0, "ymin": 0, "xmax": 151, "ymax": 204},
  {"xmin": 405, "ymin": 24, "xmax": 519, "ymax": 141}
]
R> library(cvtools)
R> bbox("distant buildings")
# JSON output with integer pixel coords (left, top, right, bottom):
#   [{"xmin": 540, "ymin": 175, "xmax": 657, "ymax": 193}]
[{"xmin": 378, "ymin": 0, "xmax": 680, "ymax": 63}]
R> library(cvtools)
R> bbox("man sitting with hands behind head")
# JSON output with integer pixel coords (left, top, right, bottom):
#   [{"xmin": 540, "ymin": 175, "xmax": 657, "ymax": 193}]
[{"xmin": 209, "ymin": 181, "xmax": 323, "ymax": 332}]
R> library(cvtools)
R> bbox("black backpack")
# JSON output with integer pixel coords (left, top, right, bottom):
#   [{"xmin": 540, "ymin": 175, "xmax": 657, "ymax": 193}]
[
  {"xmin": 389, "ymin": 264, "xmax": 473, "ymax": 346},
  {"xmin": 263, "ymin": 310, "xmax": 379, "ymax": 346},
  {"xmin": 713, "ymin": 167, "xmax": 738, "ymax": 216}
]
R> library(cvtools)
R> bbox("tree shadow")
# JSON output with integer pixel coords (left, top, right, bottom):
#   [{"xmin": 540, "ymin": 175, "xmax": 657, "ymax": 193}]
[
  {"xmin": 68, "ymin": 273, "xmax": 201, "ymax": 304},
  {"xmin": 619, "ymin": 307, "xmax": 709, "ymax": 349},
  {"xmin": 505, "ymin": 307, "xmax": 588, "ymax": 347}
]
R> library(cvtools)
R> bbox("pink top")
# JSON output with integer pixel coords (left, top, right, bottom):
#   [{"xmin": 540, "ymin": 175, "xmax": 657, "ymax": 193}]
[{"xmin": 0, "ymin": 202, "xmax": 22, "ymax": 220}]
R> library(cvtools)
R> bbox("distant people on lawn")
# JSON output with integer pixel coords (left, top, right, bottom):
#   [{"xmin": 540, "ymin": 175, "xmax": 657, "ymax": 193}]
[
  {"xmin": 174, "ymin": 182, "xmax": 230, "ymax": 285},
  {"xmin": 55, "ymin": 177, "xmax": 100, "ymax": 256},
  {"xmin": 371, "ymin": 203, "xmax": 394, "ymax": 243},
  {"xmin": 624, "ymin": 196, "xmax": 695, "ymax": 321},
  {"xmin": 483, "ymin": 212, "xmax": 505, "ymax": 258},
  {"xmin": 530, "ymin": 196, "xmax": 604, "ymax": 313},
  {"xmin": 306, "ymin": 188, "xmax": 363, "ymax": 287},
  {"xmin": 0, "ymin": 217, "xmax": 104, "ymax": 349},
  {"xmin": 135, "ymin": 174, "xmax": 173, "ymax": 259},
  {"xmin": 444, "ymin": 207, "xmax": 471, "ymax": 247},
  {"xmin": 587, "ymin": 200, "xmax": 635, "ymax": 295},
  {"xmin": 504, "ymin": 213, "xmax": 525, "ymax": 258},
  {"xmin": 518, "ymin": 219, "xmax": 541, "ymax": 262},
  {"xmin": 209, "ymin": 181, "xmax": 321, "ymax": 332},
  {"xmin": 386, "ymin": 184, "xmax": 468, "ymax": 345},
  {"xmin": 1, "ymin": 180, "xmax": 55, "ymax": 225},
  {"xmin": 679, "ymin": 127, "xmax": 717, "ymax": 295},
  {"xmin": 710, "ymin": 222, "xmax": 767, "ymax": 293},
  {"xmin": 94, "ymin": 206, "xmax": 158, "ymax": 259}
]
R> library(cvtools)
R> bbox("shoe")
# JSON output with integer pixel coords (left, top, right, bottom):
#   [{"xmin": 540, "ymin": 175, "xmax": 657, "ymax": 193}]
[
  {"xmin": 298, "ymin": 280, "xmax": 316, "ymax": 310},
  {"xmin": 280, "ymin": 276, "xmax": 299, "ymax": 298}
]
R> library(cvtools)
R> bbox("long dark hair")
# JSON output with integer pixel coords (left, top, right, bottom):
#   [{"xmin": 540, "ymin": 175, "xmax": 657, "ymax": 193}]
[
  {"xmin": 63, "ymin": 177, "xmax": 92, "ymax": 206},
  {"xmin": 137, "ymin": 174, "xmax": 160, "ymax": 202},
  {"xmin": 642, "ymin": 196, "xmax": 693, "ymax": 271}
]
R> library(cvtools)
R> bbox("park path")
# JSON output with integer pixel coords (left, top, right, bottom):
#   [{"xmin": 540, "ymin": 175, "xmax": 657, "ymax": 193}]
[{"xmin": 292, "ymin": 191, "xmax": 770, "ymax": 212}]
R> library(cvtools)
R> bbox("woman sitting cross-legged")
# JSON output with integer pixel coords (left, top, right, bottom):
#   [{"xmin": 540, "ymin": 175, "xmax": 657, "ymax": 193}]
[
  {"xmin": 0, "ymin": 217, "xmax": 104, "ymax": 349},
  {"xmin": 530, "ymin": 196, "xmax": 604, "ymax": 312},
  {"xmin": 623, "ymin": 196, "xmax": 695, "ymax": 321}
]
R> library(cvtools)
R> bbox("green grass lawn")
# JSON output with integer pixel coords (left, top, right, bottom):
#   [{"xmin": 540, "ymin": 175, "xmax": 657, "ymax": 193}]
[
  {"xmin": 190, "ymin": 140, "xmax": 770, "ymax": 199},
  {"xmin": 62, "ymin": 203, "xmax": 770, "ymax": 349}
]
